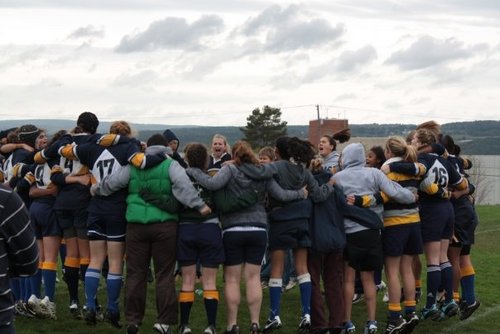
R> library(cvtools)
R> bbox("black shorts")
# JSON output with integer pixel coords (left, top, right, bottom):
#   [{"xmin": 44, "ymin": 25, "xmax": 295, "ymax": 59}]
[
  {"xmin": 344, "ymin": 229, "xmax": 383, "ymax": 272},
  {"xmin": 177, "ymin": 222, "xmax": 225, "ymax": 268},
  {"xmin": 268, "ymin": 219, "xmax": 311, "ymax": 250},
  {"xmin": 30, "ymin": 201, "xmax": 61, "ymax": 238},
  {"xmin": 420, "ymin": 201, "xmax": 454, "ymax": 242},
  {"xmin": 87, "ymin": 212, "xmax": 127, "ymax": 242},
  {"xmin": 223, "ymin": 229, "xmax": 267, "ymax": 266},
  {"xmin": 56, "ymin": 208, "xmax": 88, "ymax": 239},
  {"xmin": 382, "ymin": 223, "xmax": 423, "ymax": 257},
  {"xmin": 452, "ymin": 197, "xmax": 478, "ymax": 245}
]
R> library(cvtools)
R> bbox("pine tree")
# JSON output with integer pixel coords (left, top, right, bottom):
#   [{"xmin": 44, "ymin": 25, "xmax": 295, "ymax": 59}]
[{"xmin": 240, "ymin": 106, "xmax": 287, "ymax": 150}]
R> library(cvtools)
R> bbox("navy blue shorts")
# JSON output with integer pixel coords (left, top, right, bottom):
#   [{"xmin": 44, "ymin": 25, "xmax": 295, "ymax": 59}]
[
  {"xmin": 177, "ymin": 222, "xmax": 225, "ymax": 268},
  {"xmin": 87, "ymin": 212, "xmax": 127, "ymax": 242},
  {"xmin": 344, "ymin": 229, "xmax": 383, "ymax": 272},
  {"xmin": 56, "ymin": 208, "xmax": 88, "ymax": 239},
  {"xmin": 30, "ymin": 201, "xmax": 61, "ymax": 238},
  {"xmin": 420, "ymin": 201, "xmax": 454, "ymax": 242},
  {"xmin": 223, "ymin": 229, "xmax": 267, "ymax": 266},
  {"xmin": 382, "ymin": 223, "xmax": 423, "ymax": 257},
  {"xmin": 452, "ymin": 197, "xmax": 478, "ymax": 245},
  {"xmin": 268, "ymin": 219, "xmax": 311, "ymax": 250}
]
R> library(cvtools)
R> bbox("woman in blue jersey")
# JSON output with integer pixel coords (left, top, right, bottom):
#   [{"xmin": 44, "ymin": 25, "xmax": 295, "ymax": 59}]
[
  {"xmin": 439, "ymin": 135, "xmax": 480, "ymax": 320},
  {"xmin": 35, "ymin": 112, "xmax": 100, "ymax": 317},
  {"xmin": 264, "ymin": 136, "xmax": 333, "ymax": 334},
  {"xmin": 379, "ymin": 136, "xmax": 423, "ymax": 334},
  {"xmin": 177, "ymin": 143, "xmax": 225, "ymax": 334},
  {"xmin": 410, "ymin": 129, "xmax": 468, "ymax": 321},
  {"xmin": 60, "ymin": 120, "xmax": 139, "ymax": 328}
]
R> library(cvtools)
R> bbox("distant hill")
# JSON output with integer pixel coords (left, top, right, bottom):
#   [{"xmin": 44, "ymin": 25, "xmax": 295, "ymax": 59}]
[{"xmin": 1, "ymin": 120, "xmax": 499, "ymax": 155}]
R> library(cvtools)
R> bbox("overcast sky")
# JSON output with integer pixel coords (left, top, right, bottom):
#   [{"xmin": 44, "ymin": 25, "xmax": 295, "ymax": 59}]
[{"xmin": 1, "ymin": 0, "xmax": 499, "ymax": 127}]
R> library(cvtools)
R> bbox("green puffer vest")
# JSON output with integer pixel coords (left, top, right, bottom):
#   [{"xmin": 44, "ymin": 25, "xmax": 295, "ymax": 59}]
[{"xmin": 126, "ymin": 158, "xmax": 178, "ymax": 224}]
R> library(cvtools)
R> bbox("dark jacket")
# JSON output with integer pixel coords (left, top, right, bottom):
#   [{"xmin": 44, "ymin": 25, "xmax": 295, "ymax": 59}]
[
  {"xmin": 0, "ymin": 184, "xmax": 38, "ymax": 326},
  {"xmin": 310, "ymin": 170, "xmax": 383, "ymax": 253}
]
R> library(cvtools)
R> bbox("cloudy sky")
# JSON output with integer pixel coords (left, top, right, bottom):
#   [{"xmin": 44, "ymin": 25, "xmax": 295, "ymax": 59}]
[{"xmin": 1, "ymin": 0, "xmax": 499, "ymax": 127}]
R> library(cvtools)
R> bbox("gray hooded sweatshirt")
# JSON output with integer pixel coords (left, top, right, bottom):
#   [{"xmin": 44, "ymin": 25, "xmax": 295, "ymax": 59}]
[
  {"xmin": 333, "ymin": 143, "xmax": 415, "ymax": 234},
  {"xmin": 187, "ymin": 163, "xmax": 305, "ymax": 230}
]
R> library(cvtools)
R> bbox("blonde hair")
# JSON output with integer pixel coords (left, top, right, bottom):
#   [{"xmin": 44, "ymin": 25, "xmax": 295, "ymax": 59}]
[
  {"xmin": 385, "ymin": 136, "xmax": 417, "ymax": 162},
  {"xmin": 415, "ymin": 128, "xmax": 436, "ymax": 147},
  {"xmin": 110, "ymin": 121, "xmax": 132, "ymax": 137},
  {"xmin": 258, "ymin": 146, "xmax": 275, "ymax": 161},
  {"xmin": 212, "ymin": 134, "xmax": 229, "ymax": 151}
]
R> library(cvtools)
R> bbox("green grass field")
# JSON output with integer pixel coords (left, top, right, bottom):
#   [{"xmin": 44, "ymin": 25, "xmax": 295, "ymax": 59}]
[{"xmin": 16, "ymin": 205, "xmax": 500, "ymax": 334}]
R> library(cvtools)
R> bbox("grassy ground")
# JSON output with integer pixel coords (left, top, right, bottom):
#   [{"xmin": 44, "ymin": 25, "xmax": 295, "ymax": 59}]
[{"xmin": 16, "ymin": 205, "xmax": 500, "ymax": 334}]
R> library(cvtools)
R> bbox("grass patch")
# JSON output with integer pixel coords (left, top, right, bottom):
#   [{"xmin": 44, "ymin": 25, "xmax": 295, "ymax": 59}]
[{"xmin": 16, "ymin": 205, "xmax": 500, "ymax": 333}]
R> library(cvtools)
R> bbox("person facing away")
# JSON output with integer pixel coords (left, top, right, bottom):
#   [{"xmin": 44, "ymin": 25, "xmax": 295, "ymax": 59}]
[{"xmin": 0, "ymin": 184, "xmax": 39, "ymax": 334}]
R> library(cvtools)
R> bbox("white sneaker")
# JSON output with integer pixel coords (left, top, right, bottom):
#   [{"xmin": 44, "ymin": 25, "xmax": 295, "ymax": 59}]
[
  {"xmin": 40, "ymin": 296, "xmax": 57, "ymax": 319},
  {"xmin": 27, "ymin": 294, "xmax": 43, "ymax": 317},
  {"xmin": 376, "ymin": 280, "xmax": 387, "ymax": 291},
  {"xmin": 153, "ymin": 323, "xmax": 172, "ymax": 334},
  {"xmin": 382, "ymin": 291, "xmax": 389, "ymax": 303}
]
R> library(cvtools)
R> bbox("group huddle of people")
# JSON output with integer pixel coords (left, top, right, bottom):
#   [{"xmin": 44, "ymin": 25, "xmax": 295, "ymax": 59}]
[{"xmin": 0, "ymin": 114, "xmax": 480, "ymax": 334}]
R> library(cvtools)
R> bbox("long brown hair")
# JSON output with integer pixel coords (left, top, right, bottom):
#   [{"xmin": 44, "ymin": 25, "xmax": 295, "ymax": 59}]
[
  {"xmin": 110, "ymin": 120, "xmax": 132, "ymax": 136},
  {"xmin": 232, "ymin": 140, "xmax": 259, "ymax": 166}
]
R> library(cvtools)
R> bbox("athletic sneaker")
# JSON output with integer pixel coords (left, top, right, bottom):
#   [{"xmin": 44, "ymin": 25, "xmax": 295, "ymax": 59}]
[
  {"xmin": 127, "ymin": 324, "xmax": 140, "ymax": 334},
  {"xmin": 352, "ymin": 293, "xmax": 365, "ymax": 304},
  {"xmin": 342, "ymin": 321, "xmax": 355, "ymax": 334},
  {"xmin": 27, "ymin": 295, "xmax": 43, "ymax": 317},
  {"xmin": 69, "ymin": 300, "xmax": 82, "ymax": 319},
  {"xmin": 105, "ymin": 309, "xmax": 122, "ymax": 329},
  {"xmin": 203, "ymin": 325, "xmax": 216, "ymax": 334},
  {"xmin": 440, "ymin": 300, "xmax": 459, "ymax": 318},
  {"xmin": 402, "ymin": 312, "xmax": 419, "ymax": 334},
  {"xmin": 263, "ymin": 316, "xmax": 282, "ymax": 332},
  {"xmin": 420, "ymin": 304, "xmax": 441, "ymax": 321},
  {"xmin": 261, "ymin": 281, "xmax": 269, "ymax": 289},
  {"xmin": 250, "ymin": 323, "xmax": 260, "ymax": 334},
  {"xmin": 39, "ymin": 296, "xmax": 57, "ymax": 320},
  {"xmin": 153, "ymin": 323, "xmax": 172, "ymax": 334},
  {"xmin": 436, "ymin": 291, "xmax": 446, "ymax": 308},
  {"xmin": 15, "ymin": 301, "xmax": 35, "ymax": 318},
  {"xmin": 224, "ymin": 324, "xmax": 240, "ymax": 334},
  {"xmin": 179, "ymin": 324, "xmax": 193, "ymax": 334},
  {"xmin": 384, "ymin": 317, "xmax": 405, "ymax": 334},
  {"xmin": 459, "ymin": 300, "xmax": 480, "ymax": 321},
  {"xmin": 364, "ymin": 320, "xmax": 377, "ymax": 334},
  {"xmin": 298, "ymin": 314, "xmax": 311, "ymax": 332},
  {"xmin": 376, "ymin": 281, "xmax": 387, "ymax": 292},
  {"xmin": 382, "ymin": 291, "xmax": 389, "ymax": 303},
  {"xmin": 284, "ymin": 278, "xmax": 297, "ymax": 292},
  {"xmin": 84, "ymin": 308, "xmax": 97, "ymax": 326}
]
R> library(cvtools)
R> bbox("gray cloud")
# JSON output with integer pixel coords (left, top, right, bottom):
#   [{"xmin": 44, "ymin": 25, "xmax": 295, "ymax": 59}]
[
  {"xmin": 386, "ymin": 35, "xmax": 478, "ymax": 70},
  {"xmin": 67, "ymin": 25, "xmax": 104, "ymax": 39},
  {"xmin": 0, "ymin": 46, "xmax": 46, "ymax": 69},
  {"xmin": 112, "ymin": 70, "xmax": 159, "ymax": 88},
  {"xmin": 336, "ymin": 45, "xmax": 377, "ymax": 72},
  {"xmin": 115, "ymin": 15, "xmax": 224, "ymax": 53},
  {"xmin": 238, "ymin": 4, "xmax": 345, "ymax": 53},
  {"xmin": 302, "ymin": 45, "xmax": 377, "ymax": 83}
]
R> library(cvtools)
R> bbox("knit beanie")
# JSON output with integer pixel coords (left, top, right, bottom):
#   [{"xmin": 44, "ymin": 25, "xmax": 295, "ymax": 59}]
[
  {"xmin": 18, "ymin": 124, "xmax": 41, "ymax": 148},
  {"xmin": 162, "ymin": 129, "xmax": 179, "ymax": 144},
  {"xmin": 77, "ymin": 111, "xmax": 99, "ymax": 134}
]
